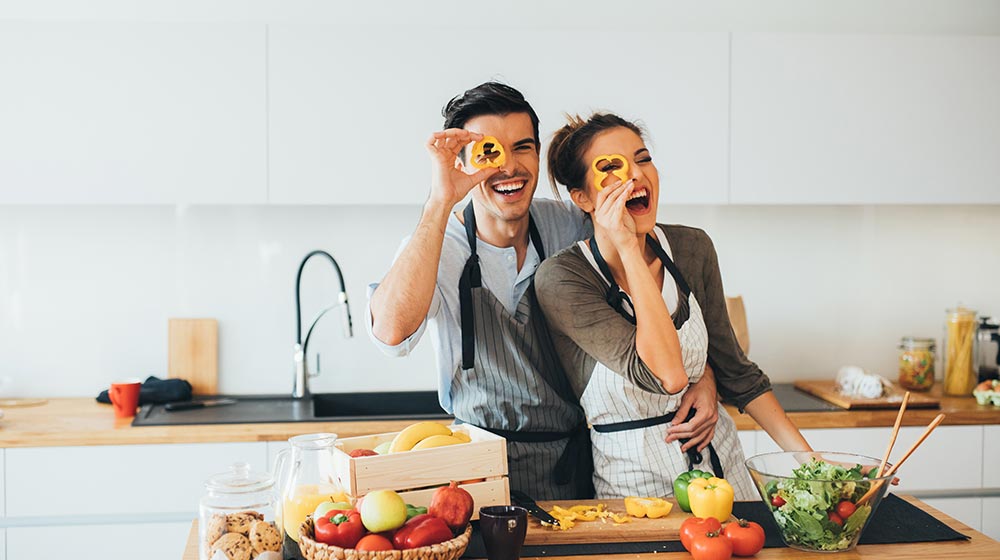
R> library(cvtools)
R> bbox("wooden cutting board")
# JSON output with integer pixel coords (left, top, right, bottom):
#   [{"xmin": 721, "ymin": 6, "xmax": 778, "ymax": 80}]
[
  {"xmin": 794, "ymin": 380, "xmax": 940, "ymax": 410},
  {"xmin": 168, "ymin": 318, "xmax": 218, "ymax": 395},
  {"xmin": 525, "ymin": 498, "xmax": 719, "ymax": 545}
]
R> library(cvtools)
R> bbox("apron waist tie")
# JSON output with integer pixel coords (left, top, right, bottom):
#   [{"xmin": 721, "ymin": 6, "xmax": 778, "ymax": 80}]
[
  {"xmin": 475, "ymin": 423, "xmax": 595, "ymax": 497},
  {"xmin": 591, "ymin": 408, "xmax": 725, "ymax": 478}
]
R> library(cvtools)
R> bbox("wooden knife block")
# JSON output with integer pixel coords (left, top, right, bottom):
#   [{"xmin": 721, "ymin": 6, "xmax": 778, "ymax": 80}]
[{"xmin": 168, "ymin": 318, "xmax": 218, "ymax": 395}]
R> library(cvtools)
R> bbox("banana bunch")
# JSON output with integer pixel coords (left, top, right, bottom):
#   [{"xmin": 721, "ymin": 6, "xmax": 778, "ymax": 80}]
[{"xmin": 388, "ymin": 422, "xmax": 472, "ymax": 453}]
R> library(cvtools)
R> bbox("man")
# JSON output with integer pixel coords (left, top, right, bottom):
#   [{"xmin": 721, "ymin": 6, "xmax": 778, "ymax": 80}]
[{"xmin": 367, "ymin": 82, "xmax": 719, "ymax": 500}]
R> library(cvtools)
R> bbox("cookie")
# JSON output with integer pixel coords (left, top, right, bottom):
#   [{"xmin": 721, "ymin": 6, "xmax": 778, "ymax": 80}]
[
  {"xmin": 226, "ymin": 511, "xmax": 264, "ymax": 535},
  {"xmin": 211, "ymin": 532, "xmax": 252, "ymax": 560},
  {"xmin": 248, "ymin": 520, "xmax": 282, "ymax": 554},
  {"xmin": 205, "ymin": 513, "xmax": 227, "ymax": 546}
]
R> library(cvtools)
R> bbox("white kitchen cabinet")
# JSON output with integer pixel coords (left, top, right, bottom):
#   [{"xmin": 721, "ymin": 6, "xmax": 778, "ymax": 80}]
[
  {"xmin": 7, "ymin": 522, "xmax": 189, "ymax": 560},
  {"xmin": 754, "ymin": 426, "xmax": 983, "ymax": 492},
  {"xmin": 738, "ymin": 430, "xmax": 756, "ymax": 459},
  {"xmin": 731, "ymin": 33, "xmax": 1000, "ymax": 204},
  {"xmin": 268, "ymin": 27, "xmax": 729, "ymax": 205},
  {"xmin": 5, "ymin": 442, "xmax": 267, "ymax": 517},
  {"xmin": 0, "ymin": 22, "xmax": 267, "ymax": 204},
  {"xmin": 982, "ymin": 497, "xmax": 1000, "ymax": 540},
  {"xmin": 984, "ymin": 426, "xmax": 1000, "ymax": 487},
  {"xmin": 922, "ymin": 497, "xmax": 983, "ymax": 532}
]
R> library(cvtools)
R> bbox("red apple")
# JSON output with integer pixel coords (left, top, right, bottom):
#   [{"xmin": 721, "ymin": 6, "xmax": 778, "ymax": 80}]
[
  {"xmin": 428, "ymin": 481, "xmax": 474, "ymax": 533},
  {"xmin": 349, "ymin": 448, "xmax": 379, "ymax": 458}
]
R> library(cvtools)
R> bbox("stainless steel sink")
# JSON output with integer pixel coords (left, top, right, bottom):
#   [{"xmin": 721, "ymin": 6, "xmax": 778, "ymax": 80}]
[{"xmin": 131, "ymin": 391, "xmax": 451, "ymax": 426}]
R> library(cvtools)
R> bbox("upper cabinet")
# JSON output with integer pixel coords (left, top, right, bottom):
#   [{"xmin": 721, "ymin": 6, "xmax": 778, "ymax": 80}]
[
  {"xmin": 0, "ymin": 22, "xmax": 267, "ymax": 204},
  {"xmin": 267, "ymin": 27, "xmax": 730, "ymax": 205},
  {"xmin": 731, "ymin": 33, "xmax": 1000, "ymax": 204}
]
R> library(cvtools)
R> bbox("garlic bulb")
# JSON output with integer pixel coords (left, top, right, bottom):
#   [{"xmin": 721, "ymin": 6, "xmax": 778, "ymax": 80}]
[{"xmin": 836, "ymin": 366, "xmax": 889, "ymax": 398}]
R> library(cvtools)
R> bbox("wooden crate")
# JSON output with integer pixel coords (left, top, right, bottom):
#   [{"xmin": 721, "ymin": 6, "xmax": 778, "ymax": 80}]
[{"xmin": 331, "ymin": 423, "xmax": 509, "ymax": 519}]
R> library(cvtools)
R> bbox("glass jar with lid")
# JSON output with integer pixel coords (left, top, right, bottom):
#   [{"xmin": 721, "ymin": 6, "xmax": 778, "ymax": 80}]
[
  {"xmin": 199, "ymin": 462, "xmax": 282, "ymax": 560},
  {"xmin": 898, "ymin": 337, "xmax": 935, "ymax": 391},
  {"xmin": 943, "ymin": 307, "xmax": 979, "ymax": 396}
]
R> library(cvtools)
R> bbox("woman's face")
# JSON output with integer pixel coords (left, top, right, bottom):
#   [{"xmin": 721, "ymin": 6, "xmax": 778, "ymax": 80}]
[{"xmin": 577, "ymin": 126, "xmax": 659, "ymax": 235}]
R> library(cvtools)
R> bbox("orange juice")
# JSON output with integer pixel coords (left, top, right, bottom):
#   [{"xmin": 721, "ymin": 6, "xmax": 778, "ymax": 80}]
[{"xmin": 281, "ymin": 484, "xmax": 350, "ymax": 541}]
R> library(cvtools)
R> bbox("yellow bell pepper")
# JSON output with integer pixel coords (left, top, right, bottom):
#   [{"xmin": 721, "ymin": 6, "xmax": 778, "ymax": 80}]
[
  {"xmin": 686, "ymin": 477, "xmax": 734, "ymax": 522},
  {"xmin": 591, "ymin": 154, "xmax": 630, "ymax": 191},
  {"xmin": 471, "ymin": 136, "xmax": 506, "ymax": 169},
  {"xmin": 624, "ymin": 496, "xmax": 673, "ymax": 519}
]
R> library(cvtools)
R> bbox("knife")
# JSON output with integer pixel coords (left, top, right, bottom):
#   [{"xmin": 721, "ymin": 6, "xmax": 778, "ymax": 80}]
[
  {"xmin": 510, "ymin": 489, "xmax": 561, "ymax": 527},
  {"xmin": 164, "ymin": 398, "xmax": 237, "ymax": 412}
]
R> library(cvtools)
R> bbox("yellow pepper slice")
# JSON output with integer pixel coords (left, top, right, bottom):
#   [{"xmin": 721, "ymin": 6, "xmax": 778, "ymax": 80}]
[
  {"xmin": 624, "ymin": 496, "xmax": 673, "ymax": 519},
  {"xmin": 591, "ymin": 154, "xmax": 630, "ymax": 191},
  {"xmin": 471, "ymin": 136, "xmax": 506, "ymax": 169},
  {"xmin": 687, "ymin": 477, "xmax": 734, "ymax": 522}
]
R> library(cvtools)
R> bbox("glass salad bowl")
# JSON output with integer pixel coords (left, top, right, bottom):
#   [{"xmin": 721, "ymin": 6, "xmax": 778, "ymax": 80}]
[{"xmin": 745, "ymin": 451, "xmax": 894, "ymax": 552}]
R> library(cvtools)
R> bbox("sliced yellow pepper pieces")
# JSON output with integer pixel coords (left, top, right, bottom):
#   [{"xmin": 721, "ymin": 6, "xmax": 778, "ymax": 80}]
[
  {"xmin": 624, "ymin": 496, "xmax": 673, "ymax": 519},
  {"xmin": 591, "ymin": 153, "xmax": 630, "ymax": 191},
  {"xmin": 471, "ymin": 136, "xmax": 506, "ymax": 169}
]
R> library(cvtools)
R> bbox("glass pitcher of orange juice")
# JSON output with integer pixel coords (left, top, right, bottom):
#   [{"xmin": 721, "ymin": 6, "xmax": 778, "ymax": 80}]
[{"xmin": 273, "ymin": 433, "xmax": 350, "ymax": 544}]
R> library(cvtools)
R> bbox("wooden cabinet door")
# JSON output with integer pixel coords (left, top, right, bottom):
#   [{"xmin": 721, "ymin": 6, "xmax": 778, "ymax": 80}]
[
  {"xmin": 0, "ymin": 22, "xmax": 267, "ymax": 204},
  {"xmin": 268, "ymin": 26, "xmax": 729, "ymax": 204},
  {"xmin": 731, "ymin": 33, "xmax": 1000, "ymax": 204}
]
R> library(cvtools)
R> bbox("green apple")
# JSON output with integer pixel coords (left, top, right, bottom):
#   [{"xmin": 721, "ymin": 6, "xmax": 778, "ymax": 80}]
[
  {"xmin": 373, "ymin": 441, "xmax": 392, "ymax": 455},
  {"xmin": 359, "ymin": 489, "xmax": 407, "ymax": 532},
  {"xmin": 313, "ymin": 500, "xmax": 353, "ymax": 520}
]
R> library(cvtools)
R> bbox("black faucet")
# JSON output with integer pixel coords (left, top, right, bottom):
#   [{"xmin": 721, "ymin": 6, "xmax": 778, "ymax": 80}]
[{"xmin": 293, "ymin": 250, "xmax": 353, "ymax": 399}]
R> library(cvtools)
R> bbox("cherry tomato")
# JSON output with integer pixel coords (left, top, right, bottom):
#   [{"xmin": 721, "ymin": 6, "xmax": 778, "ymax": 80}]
[
  {"xmin": 828, "ymin": 512, "xmax": 844, "ymax": 526},
  {"xmin": 722, "ymin": 518, "xmax": 765, "ymax": 557},
  {"xmin": 355, "ymin": 533, "xmax": 394, "ymax": 551},
  {"xmin": 689, "ymin": 530, "xmax": 733, "ymax": 560},
  {"xmin": 835, "ymin": 500, "xmax": 857, "ymax": 520},
  {"xmin": 680, "ymin": 516, "xmax": 723, "ymax": 551},
  {"xmin": 771, "ymin": 495, "xmax": 786, "ymax": 507}
]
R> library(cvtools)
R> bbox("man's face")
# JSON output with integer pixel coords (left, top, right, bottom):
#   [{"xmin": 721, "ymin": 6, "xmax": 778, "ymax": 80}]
[{"xmin": 462, "ymin": 112, "xmax": 539, "ymax": 224}]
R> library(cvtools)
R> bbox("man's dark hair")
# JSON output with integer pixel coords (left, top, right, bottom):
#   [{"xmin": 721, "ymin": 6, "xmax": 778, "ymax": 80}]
[{"xmin": 442, "ymin": 82, "xmax": 540, "ymax": 157}]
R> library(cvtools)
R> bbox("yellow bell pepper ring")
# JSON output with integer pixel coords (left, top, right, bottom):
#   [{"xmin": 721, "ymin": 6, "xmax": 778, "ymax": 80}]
[
  {"xmin": 624, "ymin": 496, "xmax": 673, "ymax": 519},
  {"xmin": 471, "ymin": 136, "xmax": 506, "ymax": 169},
  {"xmin": 686, "ymin": 477, "xmax": 735, "ymax": 523},
  {"xmin": 591, "ymin": 154, "xmax": 630, "ymax": 191}
]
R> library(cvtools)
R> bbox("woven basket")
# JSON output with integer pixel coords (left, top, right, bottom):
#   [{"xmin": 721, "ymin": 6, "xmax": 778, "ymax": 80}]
[{"xmin": 299, "ymin": 517, "xmax": 472, "ymax": 560}]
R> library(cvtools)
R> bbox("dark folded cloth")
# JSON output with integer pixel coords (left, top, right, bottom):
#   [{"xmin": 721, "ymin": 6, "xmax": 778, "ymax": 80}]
[{"xmin": 96, "ymin": 376, "xmax": 192, "ymax": 405}]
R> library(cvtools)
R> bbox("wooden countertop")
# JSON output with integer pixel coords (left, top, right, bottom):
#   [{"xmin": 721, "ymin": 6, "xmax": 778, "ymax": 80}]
[
  {"xmin": 180, "ymin": 496, "xmax": 997, "ymax": 560},
  {"xmin": 2, "ymin": 387, "xmax": 998, "ymax": 448}
]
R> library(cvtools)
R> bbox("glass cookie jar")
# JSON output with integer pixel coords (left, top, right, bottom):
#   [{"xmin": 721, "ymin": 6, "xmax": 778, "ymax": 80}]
[{"xmin": 199, "ymin": 462, "xmax": 282, "ymax": 560}]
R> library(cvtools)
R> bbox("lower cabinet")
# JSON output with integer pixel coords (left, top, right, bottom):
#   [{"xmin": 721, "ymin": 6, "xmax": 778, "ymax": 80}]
[
  {"xmin": 7, "ymin": 521, "xmax": 190, "ymax": 560},
  {"xmin": 983, "ymin": 497, "xmax": 1000, "ymax": 540},
  {"xmin": 921, "ymin": 497, "xmax": 983, "ymax": 533}
]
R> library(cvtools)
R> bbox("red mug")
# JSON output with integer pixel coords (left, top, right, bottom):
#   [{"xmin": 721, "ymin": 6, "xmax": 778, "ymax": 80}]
[{"xmin": 109, "ymin": 380, "xmax": 142, "ymax": 418}]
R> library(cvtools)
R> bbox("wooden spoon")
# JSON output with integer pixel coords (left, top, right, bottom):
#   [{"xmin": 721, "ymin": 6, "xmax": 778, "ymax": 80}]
[
  {"xmin": 877, "ymin": 391, "xmax": 910, "ymax": 477},
  {"xmin": 858, "ymin": 413, "xmax": 946, "ymax": 504}
]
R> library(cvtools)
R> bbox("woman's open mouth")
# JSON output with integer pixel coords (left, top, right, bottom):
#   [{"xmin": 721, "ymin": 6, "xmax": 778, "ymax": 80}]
[{"xmin": 625, "ymin": 187, "xmax": 651, "ymax": 214}]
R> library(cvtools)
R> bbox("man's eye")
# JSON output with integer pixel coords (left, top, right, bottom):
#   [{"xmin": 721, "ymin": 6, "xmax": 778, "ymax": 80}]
[{"xmin": 514, "ymin": 145, "xmax": 533, "ymax": 151}]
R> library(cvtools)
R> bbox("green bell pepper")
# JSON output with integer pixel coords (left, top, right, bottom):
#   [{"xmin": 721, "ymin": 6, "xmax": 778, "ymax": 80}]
[
  {"xmin": 405, "ymin": 503, "xmax": 428, "ymax": 520},
  {"xmin": 673, "ymin": 469, "xmax": 714, "ymax": 512}
]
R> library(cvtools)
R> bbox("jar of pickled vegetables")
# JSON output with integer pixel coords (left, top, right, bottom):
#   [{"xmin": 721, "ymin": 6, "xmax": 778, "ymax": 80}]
[
  {"xmin": 898, "ymin": 337, "xmax": 935, "ymax": 391},
  {"xmin": 943, "ymin": 307, "xmax": 978, "ymax": 396}
]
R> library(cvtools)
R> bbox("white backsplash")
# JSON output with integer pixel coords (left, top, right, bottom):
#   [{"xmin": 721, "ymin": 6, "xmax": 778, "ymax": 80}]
[{"xmin": 1, "ymin": 204, "xmax": 998, "ymax": 398}]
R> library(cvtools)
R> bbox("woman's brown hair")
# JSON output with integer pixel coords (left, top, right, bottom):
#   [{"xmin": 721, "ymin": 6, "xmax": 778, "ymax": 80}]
[{"xmin": 547, "ymin": 113, "xmax": 645, "ymax": 197}]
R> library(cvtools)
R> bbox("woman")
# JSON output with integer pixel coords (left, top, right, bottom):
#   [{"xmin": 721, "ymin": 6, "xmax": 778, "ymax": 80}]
[{"xmin": 535, "ymin": 113, "xmax": 811, "ymax": 499}]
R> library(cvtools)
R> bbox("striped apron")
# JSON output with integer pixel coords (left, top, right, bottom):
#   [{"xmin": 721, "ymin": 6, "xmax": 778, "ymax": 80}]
[
  {"xmin": 579, "ymin": 231, "xmax": 757, "ymax": 500},
  {"xmin": 450, "ymin": 201, "xmax": 593, "ymax": 501}
]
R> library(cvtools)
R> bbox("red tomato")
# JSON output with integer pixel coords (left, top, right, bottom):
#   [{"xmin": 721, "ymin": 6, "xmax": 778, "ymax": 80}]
[
  {"xmin": 355, "ymin": 533, "xmax": 394, "ymax": 551},
  {"xmin": 828, "ymin": 512, "xmax": 844, "ymax": 526},
  {"xmin": 680, "ymin": 516, "xmax": 723, "ymax": 551},
  {"xmin": 689, "ymin": 530, "xmax": 733, "ymax": 560},
  {"xmin": 771, "ymin": 495, "xmax": 786, "ymax": 507},
  {"xmin": 836, "ymin": 500, "xmax": 857, "ymax": 520},
  {"xmin": 722, "ymin": 519, "xmax": 765, "ymax": 557}
]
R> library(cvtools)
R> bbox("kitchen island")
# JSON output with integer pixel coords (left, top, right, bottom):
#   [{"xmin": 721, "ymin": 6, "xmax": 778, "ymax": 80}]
[{"xmin": 179, "ymin": 496, "xmax": 998, "ymax": 559}]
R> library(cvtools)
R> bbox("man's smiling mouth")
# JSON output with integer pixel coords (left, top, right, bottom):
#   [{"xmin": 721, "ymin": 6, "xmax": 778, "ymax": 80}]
[{"xmin": 491, "ymin": 178, "xmax": 526, "ymax": 197}]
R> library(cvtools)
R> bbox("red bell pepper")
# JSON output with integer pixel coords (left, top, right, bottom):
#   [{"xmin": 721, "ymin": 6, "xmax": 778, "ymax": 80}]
[
  {"xmin": 392, "ymin": 513, "xmax": 453, "ymax": 549},
  {"xmin": 314, "ymin": 509, "xmax": 366, "ymax": 548}
]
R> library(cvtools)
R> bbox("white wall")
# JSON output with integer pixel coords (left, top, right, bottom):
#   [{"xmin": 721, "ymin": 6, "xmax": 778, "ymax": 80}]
[{"xmin": 1, "ymin": 204, "xmax": 998, "ymax": 398}]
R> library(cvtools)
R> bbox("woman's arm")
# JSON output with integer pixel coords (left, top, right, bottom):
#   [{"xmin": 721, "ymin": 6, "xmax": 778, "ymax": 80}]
[{"xmin": 744, "ymin": 391, "xmax": 812, "ymax": 451}]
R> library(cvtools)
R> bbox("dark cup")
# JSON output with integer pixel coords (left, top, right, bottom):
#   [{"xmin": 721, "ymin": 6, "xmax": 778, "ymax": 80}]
[{"xmin": 479, "ymin": 505, "xmax": 528, "ymax": 560}]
